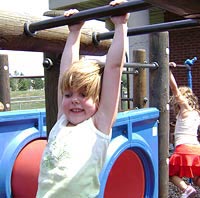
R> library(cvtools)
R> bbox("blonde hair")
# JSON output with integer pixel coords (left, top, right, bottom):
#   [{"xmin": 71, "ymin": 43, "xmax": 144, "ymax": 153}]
[
  {"xmin": 0, "ymin": 102, "xmax": 4, "ymax": 111},
  {"xmin": 60, "ymin": 59, "xmax": 104, "ymax": 104},
  {"xmin": 170, "ymin": 86, "xmax": 200, "ymax": 114}
]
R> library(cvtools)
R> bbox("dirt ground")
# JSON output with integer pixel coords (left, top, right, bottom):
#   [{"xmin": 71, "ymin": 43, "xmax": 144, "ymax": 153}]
[{"xmin": 168, "ymin": 178, "xmax": 200, "ymax": 198}]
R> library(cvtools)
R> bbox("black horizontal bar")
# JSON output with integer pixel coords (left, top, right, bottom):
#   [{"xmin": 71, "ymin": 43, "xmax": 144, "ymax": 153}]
[
  {"xmin": 24, "ymin": 0, "xmax": 151, "ymax": 36},
  {"xmin": 121, "ymin": 98, "xmax": 134, "ymax": 101},
  {"xmin": 9, "ymin": 75, "xmax": 44, "ymax": 78},
  {"xmin": 94, "ymin": 19, "xmax": 200, "ymax": 41}
]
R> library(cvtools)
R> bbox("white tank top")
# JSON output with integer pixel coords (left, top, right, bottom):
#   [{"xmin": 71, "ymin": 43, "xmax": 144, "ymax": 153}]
[
  {"xmin": 36, "ymin": 114, "xmax": 111, "ymax": 198},
  {"xmin": 175, "ymin": 110, "xmax": 200, "ymax": 147}
]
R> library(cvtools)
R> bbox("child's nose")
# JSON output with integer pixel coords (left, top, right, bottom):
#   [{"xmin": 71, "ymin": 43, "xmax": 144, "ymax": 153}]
[{"xmin": 72, "ymin": 97, "xmax": 80, "ymax": 104}]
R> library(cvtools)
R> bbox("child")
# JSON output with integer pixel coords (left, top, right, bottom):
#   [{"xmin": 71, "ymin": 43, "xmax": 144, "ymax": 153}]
[
  {"xmin": 169, "ymin": 62, "xmax": 200, "ymax": 198},
  {"xmin": 36, "ymin": 1, "xmax": 129, "ymax": 197}
]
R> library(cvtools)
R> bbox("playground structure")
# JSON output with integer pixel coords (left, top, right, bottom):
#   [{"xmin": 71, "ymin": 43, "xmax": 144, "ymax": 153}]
[
  {"xmin": 0, "ymin": 108, "xmax": 159, "ymax": 198},
  {"xmin": 0, "ymin": 0, "xmax": 200, "ymax": 197}
]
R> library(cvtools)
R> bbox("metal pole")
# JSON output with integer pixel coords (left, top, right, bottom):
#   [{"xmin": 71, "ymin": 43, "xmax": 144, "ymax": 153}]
[
  {"xmin": 24, "ymin": 0, "xmax": 151, "ymax": 36},
  {"xmin": 99, "ymin": 61, "xmax": 158, "ymax": 69},
  {"xmin": 94, "ymin": 19, "xmax": 200, "ymax": 42},
  {"xmin": 123, "ymin": 62, "xmax": 158, "ymax": 69},
  {"xmin": 174, "ymin": 64, "xmax": 190, "ymax": 68},
  {"xmin": 10, "ymin": 75, "xmax": 44, "ymax": 79}
]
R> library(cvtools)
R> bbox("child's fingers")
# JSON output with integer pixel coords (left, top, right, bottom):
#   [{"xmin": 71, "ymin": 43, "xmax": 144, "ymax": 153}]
[
  {"xmin": 109, "ymin": 0, "xmax": 129, "ymax": 21},
  {"xmin": 64, "ymin": 9, "xmax": 79, "ymax": 17},
  {"xmin": 109, "ymin": 0, "xmax": 127, "ymax": 6},
  {"xmin": 169, "ymin": 62, "xmax": 176, "ymax": 67}
]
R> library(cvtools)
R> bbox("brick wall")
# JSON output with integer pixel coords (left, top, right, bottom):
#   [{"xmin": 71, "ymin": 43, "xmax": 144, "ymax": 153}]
[{"xmin": 169, "ymin": 28, "xmax": 200, "ymax": 96}]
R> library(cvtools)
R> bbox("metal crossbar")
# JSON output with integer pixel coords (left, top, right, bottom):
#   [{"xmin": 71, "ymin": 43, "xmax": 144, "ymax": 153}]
[
  {"xmin": 93, "ymin": 19, "xmax": 200, "ymax": 42},
  {"xmin": 99, "ymin": 61, "xmax": 159, "ymax": 69},
  {"xmin": 24, "ymin": 0, "xmax": 151, "ymax": 36}
]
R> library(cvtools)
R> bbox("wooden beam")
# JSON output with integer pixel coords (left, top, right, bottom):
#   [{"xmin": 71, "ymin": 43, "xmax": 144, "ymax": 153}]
[
  {"xmin": 145, "ymin": 0, "xmax": 200, "ymax": 18},
  {"xmin": 0, "ymin": 9, "xmax": 110, "ymax": 56}
]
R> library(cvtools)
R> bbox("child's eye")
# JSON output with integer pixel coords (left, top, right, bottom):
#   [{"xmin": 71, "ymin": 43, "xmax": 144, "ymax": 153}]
[
  {"xmin": 80, "ymin": 93, "xmax": 86, "ymax": 97},
  {"xmin": 65, "ymin": 93, "xmax": 72, "ymax": 98}
]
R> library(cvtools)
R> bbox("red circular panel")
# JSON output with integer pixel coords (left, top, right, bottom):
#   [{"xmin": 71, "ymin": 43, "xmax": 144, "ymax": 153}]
[
  {"xmin": 11, "ymin": 139, "xmax": 47, "ymax": 198},
  {"xmin": 104, "ymin": 149, "xmax": 145, "ymax": 198}
]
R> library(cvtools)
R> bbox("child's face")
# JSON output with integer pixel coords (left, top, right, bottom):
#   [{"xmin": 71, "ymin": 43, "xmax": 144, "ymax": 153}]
[{"xmin": 62, "ymin": 88, "xmax": 97, "ymax": 125}]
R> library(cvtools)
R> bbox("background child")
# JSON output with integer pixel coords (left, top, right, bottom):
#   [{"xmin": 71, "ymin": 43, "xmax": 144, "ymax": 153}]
[
  {"xmin": 169, "ymin": 62, "xmax": 200, "ymax": 198},
  {"xmin": 36, "ymin": 1, "xmax": 129, "ymax": 197}
]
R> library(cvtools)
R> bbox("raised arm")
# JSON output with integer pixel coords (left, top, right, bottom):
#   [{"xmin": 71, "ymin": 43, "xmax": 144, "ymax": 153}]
[
  {"xmin": 169, "ymin": 70, "xmax": 180, "ymax": 97},
  {"xmin": 169, "ymin": 62, "xmax": 188, "ymax": 110},
  {"xmin": 95, "ymin": 0, "xmax": 129, "ymax": 134},
  {"xmin": 57, "ymin": 10, "xmax": 84, "ymax": 119}
]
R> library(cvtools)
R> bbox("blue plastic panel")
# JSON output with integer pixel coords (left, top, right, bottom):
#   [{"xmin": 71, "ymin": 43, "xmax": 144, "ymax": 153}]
[
  {"xmin": 0, "ymin": 109, "xmax": 46, "ymax": 197},
  {"xmin": 99, "ymin": 108, "xmax": 159, "ymax": 198}
]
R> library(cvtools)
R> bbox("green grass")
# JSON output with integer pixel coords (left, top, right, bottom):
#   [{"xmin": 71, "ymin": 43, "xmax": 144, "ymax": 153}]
[
  {"xmin": 10, "ymin": 89, "xmax": 45, "ymax": 111},
  {"xmin": 10, "ymin": 89, "xmax": 44, "ymax": 98}
]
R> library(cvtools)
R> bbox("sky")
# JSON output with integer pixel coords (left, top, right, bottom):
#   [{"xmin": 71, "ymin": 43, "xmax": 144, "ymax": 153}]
[{"xmin": 0, "ymin": 0, "xmax": 49, "ymax": 76}]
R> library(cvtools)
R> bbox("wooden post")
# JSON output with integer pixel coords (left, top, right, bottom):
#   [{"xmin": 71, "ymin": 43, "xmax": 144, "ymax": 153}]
[
  {"xmin": 0, "ymin": 54, "xmax": 11, "ymax": 111},
  {"xmin": 149, "ymin": 32, "xmax": 169, "ymax": 198},
  {"xmin": 43, "ymin": 53, "xmax": 60, "ymax": 135},
  {"xmin": 133, "ymin": 49, "xmax": 147, "ymax": 108}
]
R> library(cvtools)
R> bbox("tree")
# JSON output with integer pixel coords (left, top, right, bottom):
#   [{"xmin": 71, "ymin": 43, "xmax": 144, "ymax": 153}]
[
  {"xmin": 31, "ymin": 78, "xmax": 44, "ymax": 90},
  {"xmin": 10, "ymin": 78, "xmax": 18, "ymax": 91},
  {"xmin": 10, "ymin": 70, "xmax": 20, "ymax": 91},
  {"xmin": 18, "ymin": 78, "xmax": 31, "ymax": 91},
  {"xmin": 10, "ymin": 71, "xmax": 31, "ymax": 91}
]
